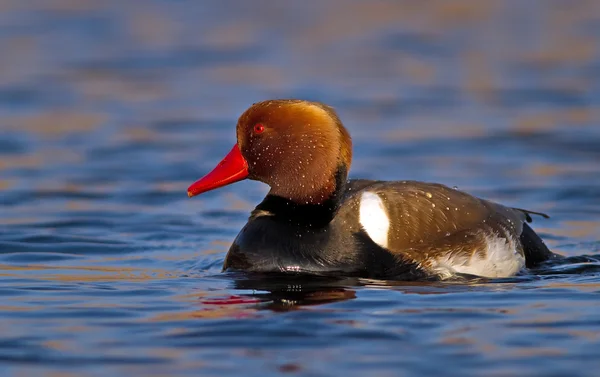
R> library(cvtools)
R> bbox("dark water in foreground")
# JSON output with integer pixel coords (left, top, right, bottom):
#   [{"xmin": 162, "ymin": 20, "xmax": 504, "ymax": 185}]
[{"xmin": 1, "ymin": 1, "xmax": 600, "ymax": 376}]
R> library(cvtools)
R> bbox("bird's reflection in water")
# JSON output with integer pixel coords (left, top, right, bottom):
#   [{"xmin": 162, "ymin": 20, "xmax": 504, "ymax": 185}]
[
  {"xmin": 223, "ymin": 272, "xmax": 485, "ymax": 311},
  {"xmin": 229, "ymin": 273, "xmax": 359, "ymax": 311}
]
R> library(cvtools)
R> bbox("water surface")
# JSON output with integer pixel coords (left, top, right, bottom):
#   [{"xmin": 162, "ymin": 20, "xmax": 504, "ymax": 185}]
[{"xmin": 1, "ymin": 1, "xmax": 600, "ymax": 376}]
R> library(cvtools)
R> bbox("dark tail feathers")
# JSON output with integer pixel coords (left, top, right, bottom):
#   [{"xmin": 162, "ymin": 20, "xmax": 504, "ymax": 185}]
[
  {"xmin": 520, "ymin": 222, "xmax": 561, "ymax": 267},
  {"xmin": 513, "ymin": 207, "xmax": 550, "ymax": 223}
]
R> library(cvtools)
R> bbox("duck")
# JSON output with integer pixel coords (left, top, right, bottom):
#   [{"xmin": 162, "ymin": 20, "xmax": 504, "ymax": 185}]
[{"xmin": 187, "ymin": 99, "xmax": 558, "ymax": 280}]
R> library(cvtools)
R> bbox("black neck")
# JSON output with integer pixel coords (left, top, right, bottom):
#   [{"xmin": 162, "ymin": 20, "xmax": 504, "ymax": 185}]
[{"xmin": 253, "ymin": 165, "xmax": 348, "ymax": 228}]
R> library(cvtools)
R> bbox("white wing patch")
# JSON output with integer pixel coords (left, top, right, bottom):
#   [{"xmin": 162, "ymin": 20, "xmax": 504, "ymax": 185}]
[
  {"xmin": 359, "ymin": 192, "xmax": 390, "ymax": 248},
  {"xmin": 432, "ymin": 233, "xmax": 525, "ymax": 278}
]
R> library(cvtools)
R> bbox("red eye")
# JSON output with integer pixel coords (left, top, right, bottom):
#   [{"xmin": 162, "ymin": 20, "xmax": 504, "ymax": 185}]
[{"xmin": 254, "ymin": 123, "xmax": 265, "ymax": 134}]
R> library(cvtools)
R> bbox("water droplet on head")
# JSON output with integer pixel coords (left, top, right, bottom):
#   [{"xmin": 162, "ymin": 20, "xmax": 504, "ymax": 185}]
[{"xmin": 425, "ymin": 192, "xmax": 432, "ymax": 198}]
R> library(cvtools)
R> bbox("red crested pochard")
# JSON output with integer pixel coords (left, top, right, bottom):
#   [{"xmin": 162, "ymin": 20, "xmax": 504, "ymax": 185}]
[{"xmin": 188, "ymin": 99, "xmax": 558, "ymax": 279}]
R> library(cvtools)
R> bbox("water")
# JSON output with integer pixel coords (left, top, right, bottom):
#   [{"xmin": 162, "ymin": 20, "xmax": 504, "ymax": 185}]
[{"xmin": 1, "ymin": 1, "xmax": 600, "ymax": 376}]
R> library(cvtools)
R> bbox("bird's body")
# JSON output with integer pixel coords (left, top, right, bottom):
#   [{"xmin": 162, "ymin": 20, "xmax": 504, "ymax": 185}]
[{"xmin": 223, "ymin": 179, "xmax": 553, "ymax": 279}]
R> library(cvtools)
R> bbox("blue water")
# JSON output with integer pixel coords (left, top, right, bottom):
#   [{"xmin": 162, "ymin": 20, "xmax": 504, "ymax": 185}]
[{"xmin": 1, "ymin": 1, "xmax": 600, "ymax": 376}]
